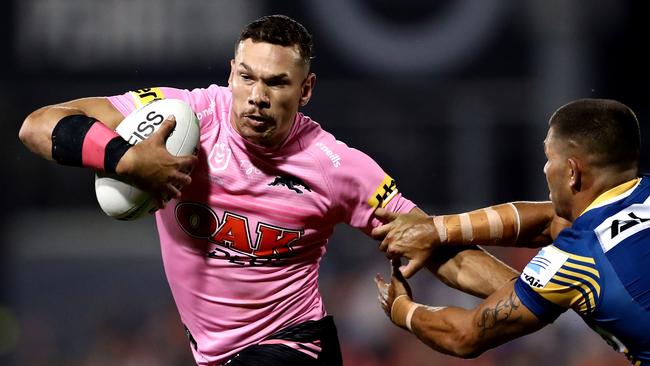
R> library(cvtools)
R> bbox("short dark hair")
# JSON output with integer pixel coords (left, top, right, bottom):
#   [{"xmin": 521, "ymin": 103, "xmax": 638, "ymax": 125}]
[
  {"xmin": 550, "ymin": 98, "xmax": 640, "ymax": 168},
  {"xmin": 238, "ymin": 14, "xmax": 314, "ymax": 67}
]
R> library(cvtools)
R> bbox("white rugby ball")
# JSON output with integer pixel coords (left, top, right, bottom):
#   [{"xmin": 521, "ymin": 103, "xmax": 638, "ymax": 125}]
[{"xmin": 95, "ymin": 98, "xmax": 200, "ymax": 220}]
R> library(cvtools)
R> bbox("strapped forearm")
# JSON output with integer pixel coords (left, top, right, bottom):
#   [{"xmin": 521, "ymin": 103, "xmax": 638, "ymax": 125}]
[
  {"xmin": 436, "ymin": 201, "xmax": 556, "ymax": 247},
  {"xmin": 390, "ymin": 297, "xmax": 476, "ymax": 358}
]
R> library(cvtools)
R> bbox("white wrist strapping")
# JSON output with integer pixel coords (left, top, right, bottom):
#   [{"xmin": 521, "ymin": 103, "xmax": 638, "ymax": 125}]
[{"xmin": 404, "ymin": 302, "xmax": 419, "ymax": 332}]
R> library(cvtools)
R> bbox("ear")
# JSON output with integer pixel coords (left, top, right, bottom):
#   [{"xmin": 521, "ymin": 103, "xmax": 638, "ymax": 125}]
[
  {"xmin": 228, "ymin": 59, "xmax": 235, "ymax": 90},
  {"xmin": 299, "ymin": 73, "xmax": 316, "ymax": 107},
  {"xmin": 568, "ymin": 157, "xmax": 582, "ymax": 192}
]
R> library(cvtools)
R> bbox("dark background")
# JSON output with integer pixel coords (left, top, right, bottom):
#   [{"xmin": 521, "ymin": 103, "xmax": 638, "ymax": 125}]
[{"xmin": 1, "ymin": 1, "xmax": 648, "ymax": 365}]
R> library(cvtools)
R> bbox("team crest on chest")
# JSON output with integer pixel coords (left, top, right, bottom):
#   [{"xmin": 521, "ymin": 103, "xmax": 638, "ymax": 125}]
[
  {"xmin": 268, "ymin": 175, "xmax": 312, "ymax": 194},
  {"xmin": 208, "ymin": 142, "xmax": 231, "ymax": 172}
]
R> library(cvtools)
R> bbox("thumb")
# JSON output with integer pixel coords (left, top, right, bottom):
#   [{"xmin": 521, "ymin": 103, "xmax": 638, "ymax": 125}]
[
  {"xmin": 154, "ymin": 115, "xmax": 177, "ymax": 142},
  {"xmin": 375, "ymin": 207, "xmax": 398, "ymax": 221}
]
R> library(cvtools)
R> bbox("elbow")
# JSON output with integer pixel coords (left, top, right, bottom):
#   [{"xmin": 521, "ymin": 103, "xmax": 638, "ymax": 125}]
[
  {"xmin": 19, "ymin": 109, "xmax": 42, "ymax": 147},
  {"xmin": 19, "ymin": 107, "xmax": 53, "ymax": 156}
]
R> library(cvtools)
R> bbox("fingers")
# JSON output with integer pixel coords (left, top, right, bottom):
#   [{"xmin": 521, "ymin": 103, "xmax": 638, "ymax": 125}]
[
  {"xmin": 374, "ymin": 207, "xmax": 397, "ymax": 220},
  {"xmin": 375, "ymin": 274, "xmax": 390, "ymax": 314},
  {"xmin": 399, "ymin": 258, "xmax": 425, "ymax": 279},
  {"xmin": 371, "ymin": 222, "xmax": 392, "ymax": 240},
  {"xmin": 378, "ymin": 238, "xmax": 389, "ymax": 253},
  {"xmin": 374, "ymin": 273, "xmax": 387, "ymax": 287}
]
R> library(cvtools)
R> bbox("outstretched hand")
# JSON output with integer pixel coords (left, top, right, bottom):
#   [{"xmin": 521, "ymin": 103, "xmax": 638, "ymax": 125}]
[
  {"xmin": 375, "ymin": 259, "xmax": 414, "ymax": 328},
  {"xmin": 116, "ymin": 116, "xmax": 198, "ymax": 208},
  {"xmin": 372, "ymin": 207, "xmax": 440, "ymax": 278}
]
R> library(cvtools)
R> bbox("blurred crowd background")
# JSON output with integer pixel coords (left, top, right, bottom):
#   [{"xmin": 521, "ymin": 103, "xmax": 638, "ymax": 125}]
[{"xmin": 1, "ymin": 1, "xmax": 648, "ymax": 365}]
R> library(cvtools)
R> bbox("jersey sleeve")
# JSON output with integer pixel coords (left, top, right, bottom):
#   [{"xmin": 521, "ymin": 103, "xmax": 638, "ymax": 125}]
[
  {"xmin": 323, "ymin": 139, "xmax": 416, "ymax": 235},
  {"xmin": 106, "ymin": 84, "xmax": 230, "ymax": 130},
  {"xmin": 515, "ymin": 233, "xmax": 602, "ymax": 322}
]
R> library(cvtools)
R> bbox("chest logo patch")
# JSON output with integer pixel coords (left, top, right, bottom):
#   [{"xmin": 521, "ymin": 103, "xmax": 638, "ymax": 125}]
[
  {"xmin": 268, "ymin": 175, "xmax": 312, "ymax": 194},
  {"xmin": 595, "ymin": 203, "xmax": 650, "ymax": 252},
  {"xmin": 521, "ymin": 246, "xmax": 568, "ymax": 288},
  {"xmin": 208, "ymin": 142, "xmax": 231, "ymax": 172}
]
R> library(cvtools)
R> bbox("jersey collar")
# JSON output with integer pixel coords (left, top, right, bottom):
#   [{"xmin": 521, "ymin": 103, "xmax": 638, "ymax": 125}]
[{"xmin": 580, "ymin": 177, "xmax": 641, "ymax": 216}]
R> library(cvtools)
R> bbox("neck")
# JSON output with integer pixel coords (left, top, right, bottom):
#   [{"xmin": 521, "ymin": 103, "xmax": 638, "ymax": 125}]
[{"xmin": 570, "ymin": 166, "xmax": 638, "ymax": 220}]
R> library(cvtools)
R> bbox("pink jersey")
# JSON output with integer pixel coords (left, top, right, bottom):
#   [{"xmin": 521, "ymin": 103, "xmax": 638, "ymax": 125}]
[{"xmin": 108, "ymin": 85, "xmax": 415, "ymax": 365}]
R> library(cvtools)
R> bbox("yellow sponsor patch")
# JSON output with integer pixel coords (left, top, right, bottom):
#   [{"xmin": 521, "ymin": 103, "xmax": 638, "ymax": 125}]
[
  {"xmin": 130, "ymin": 87, "xmax": 165, "ymax": 107},
  {"xmin": 368, "ymin": 174, "xmax": 398, "ymax": 208}
]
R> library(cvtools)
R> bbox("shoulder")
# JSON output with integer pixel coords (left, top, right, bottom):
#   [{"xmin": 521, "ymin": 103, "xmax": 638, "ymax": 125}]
[
  {"xmin": 298, "ymin": 122, "xmax": 384, "ymax": 174},
  {"xmin": 107, "ymin": 84, "xmax": 231, "ymax": 118},
  {"xmin": 516, "ymin": 236, "xmax": 601, "ymax": 317}
]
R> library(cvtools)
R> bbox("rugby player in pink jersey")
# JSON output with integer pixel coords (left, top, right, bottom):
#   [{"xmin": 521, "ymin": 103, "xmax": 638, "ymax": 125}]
[{"xmin": 19, "ymin": 15, "xmax": 517, "ymax": 365}]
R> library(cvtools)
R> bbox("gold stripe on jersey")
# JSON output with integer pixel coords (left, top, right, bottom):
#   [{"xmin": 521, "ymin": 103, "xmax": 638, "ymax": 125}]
[
  {"xmin": 563, "ymin": 260, "xmax": 600, "ymax": 278},
  {"xmin": 556, "ymin": 268, "xmax": 600, "ymax": 313},
  {"xmin": 532, "ymin": 256, "xmax": 601, "ymax": 315},
  {"xmin": 557, "ymin": 267, "xmax": 601, "ymax": 296},
  {"xmin": 368, "ymin": 174, "xmax": 398, "ymax": 209},
  {"xmin": 534, "ymin": 281, "xmax": 585, "ymax": 310},
  {"xmin": 130, "ymin": 87, "xmax": 165, "ymax": 107}
]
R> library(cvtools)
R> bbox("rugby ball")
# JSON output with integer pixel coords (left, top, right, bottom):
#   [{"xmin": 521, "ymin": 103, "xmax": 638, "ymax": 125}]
[{"xmin": 95, "ymin": 98, "xmax": 200, "ymax": 220}]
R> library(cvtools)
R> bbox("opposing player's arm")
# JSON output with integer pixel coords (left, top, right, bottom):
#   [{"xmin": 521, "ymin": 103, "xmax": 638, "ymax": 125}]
[
  {"xmin": 19, "ymin": 97, "xmax": 125, "ymax": 160},
  {"xmin": 381, "ymin": 207, "xmax": 518, "ymax": 296},
  {"xmin": 427, "ymin": 245, "xmax": 518, "ymax": 299},
  {"xmin": 434, "ymin": 202, "xmax": 568, "ymax": 247},
  {"xmin": 373, "ymin": 202, "xmax": 571, "ymax": 278},
  {"xmin": 376, "ymin": 265, "xmax": 546, "ymax": 358}
]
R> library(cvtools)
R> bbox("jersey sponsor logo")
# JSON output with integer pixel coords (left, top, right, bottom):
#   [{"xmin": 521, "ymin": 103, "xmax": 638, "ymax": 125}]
[
  {"xmin": 175, "ymin": 202, "xmax": 303, "ymax": 266},
  {"xmin": 521, "ymin": 246, "xmax": 568, "ymax": 288},
  {"xmin": 130, "ymin": 87, "xmax": 165, "ymax": 107},
  {"xmin": 595, "ymin": 203, "xmax": 650, "ymax": 252},
  {"xmin": 195, "ymin": 100, "xmax": 216, "ymax": 121},
  {"xmin": 123, "ymin": 109, "xmax": 165, "ymax": 145},
  {"xmin": 315, "ymin": 142, "xmax": 341, "ymax": 168},
  {"xmin": 268, "ymin": 175, "xmax": 312, "ymax": 194},
  {"xmin": 368, "ymin": 174, "xmax": 398, "ymax": 208},
  {"xmin": 208, "ymin": 142, "xmax": 231, "ymax": 172}
]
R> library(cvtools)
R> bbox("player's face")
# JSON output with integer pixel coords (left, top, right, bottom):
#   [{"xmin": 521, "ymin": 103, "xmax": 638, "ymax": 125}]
[
  {"xmin": 229, "ymin": 39, "xmax": 315, "ymax": 149},
  {"xmin": 543, "ymin": 127, "xmax": 573, "ymax": 220}
]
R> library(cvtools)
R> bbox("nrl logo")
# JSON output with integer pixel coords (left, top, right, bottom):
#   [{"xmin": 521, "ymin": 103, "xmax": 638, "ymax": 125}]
[{"xmin": 268, "ymin": 175, "xmax": 312, "ymax": 194}]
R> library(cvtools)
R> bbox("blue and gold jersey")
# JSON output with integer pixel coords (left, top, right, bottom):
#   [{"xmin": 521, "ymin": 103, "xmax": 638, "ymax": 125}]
[{"xmin": 515, "ymin": 176, "xmax": 650, "ymax": 366}]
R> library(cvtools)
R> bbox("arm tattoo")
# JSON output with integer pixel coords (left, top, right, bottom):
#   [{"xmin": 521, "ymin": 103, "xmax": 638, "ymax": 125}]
[{"xmin": 477, "ymin": 291, "xmax": 521, "ymax": 337}]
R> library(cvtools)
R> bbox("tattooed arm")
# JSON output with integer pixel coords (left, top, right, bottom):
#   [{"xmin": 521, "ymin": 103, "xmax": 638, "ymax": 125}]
[{"xmin": 376, "ymin": 262, "xmax": 546, "ymax": 358}]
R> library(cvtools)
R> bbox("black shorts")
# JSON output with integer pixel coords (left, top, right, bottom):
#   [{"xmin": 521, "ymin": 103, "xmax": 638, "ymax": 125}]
[{"xmin": 223, "ymin": 316, "xmax": 343, "ymax": 366}]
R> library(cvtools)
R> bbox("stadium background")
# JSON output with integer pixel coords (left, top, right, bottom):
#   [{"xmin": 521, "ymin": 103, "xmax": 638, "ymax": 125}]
[{"xmin": 1, "ymin": 1, "xmax": 648, "ymax": 365}]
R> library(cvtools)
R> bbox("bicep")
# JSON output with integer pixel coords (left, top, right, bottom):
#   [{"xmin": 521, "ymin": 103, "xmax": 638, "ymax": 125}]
[
  {"xmin": 517, "ymin": 201, "xmax": 571, "ymax": 244},
  {"xmin": 20, "ymin": 97, "xmax": 123, "ymax": 159},
  {"xmin": 57, "ymin": 97, "xmax": 125, "ymax": 129}
]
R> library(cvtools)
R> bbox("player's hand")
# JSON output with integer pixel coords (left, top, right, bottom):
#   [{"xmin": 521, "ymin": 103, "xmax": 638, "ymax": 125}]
[
  {"xmin": 375, "ymin": 259, "xmax": 413, "ymax": 326},
  {"xmin": 115, "ymin": 116, "xmax": 198, "ymax": 208},
  {"xmin": 372, "ymin": 208, "xmax": 440, "ymax": 278}
]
